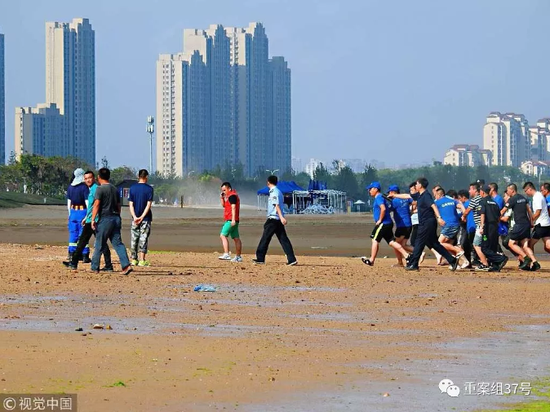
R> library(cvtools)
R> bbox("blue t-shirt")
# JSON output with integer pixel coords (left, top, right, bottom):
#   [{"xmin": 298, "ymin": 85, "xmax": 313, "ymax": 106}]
[
  {"xmin": 67, "ymin": 183, "xmax": 89, "ymax": 206},
  {"xmin": 546, "ymin": 194, "xmax": 550, "ymax": 208},
  {"xmin": 391, "ymin": 198, "xmax": 413, "ymax": 228},
  {"xmin": 493, "ymin": 194, "xmax": 504, "ymax": 210},
  {"xmin": 435, "ymin": 196, "xmax": 460, "ymax": 227},
  {"xmin": 463, "ymin": 200, "xmax": 476, "ymax": 232},
  {"xmin": 373, "ymin": 194, "xmax": 393, "ymax": 224},
  {"xmin": 267, "ymin": 186, "xmax": 284, "ymax": 219},
  {"xmin": 129, "ymin": 183, "xmax": 154, "ymax": 222}
]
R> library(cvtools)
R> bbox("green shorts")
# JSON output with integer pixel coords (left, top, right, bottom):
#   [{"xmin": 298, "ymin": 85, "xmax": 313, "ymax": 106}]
[{"xmin": 220, "ymin": 221, "xmax": 240, "ymax": 239}]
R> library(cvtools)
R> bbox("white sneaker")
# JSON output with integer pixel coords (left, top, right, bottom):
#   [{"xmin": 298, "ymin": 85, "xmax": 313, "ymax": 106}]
[
  {"xmin": 459, "ymin": 254, "xmax": 470, "ymax": 269},
  {"xmin": 231, "ymin": 256, "xmax": 243, "ymax": 263},
  {"xmin": 218, "ymin": 253, "xmax": 231, "ymax": 260}
]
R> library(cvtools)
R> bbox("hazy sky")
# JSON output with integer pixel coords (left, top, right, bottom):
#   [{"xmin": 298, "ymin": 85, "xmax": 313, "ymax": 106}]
[{"xmin": 2, "ymin": 0, "xmax": 550, "ymax": 169}]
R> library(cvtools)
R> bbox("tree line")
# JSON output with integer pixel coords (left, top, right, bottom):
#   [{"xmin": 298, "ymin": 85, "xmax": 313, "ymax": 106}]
[{"xmin": 0, "ymin": 154, "xmax": 535, "ymax": 204}]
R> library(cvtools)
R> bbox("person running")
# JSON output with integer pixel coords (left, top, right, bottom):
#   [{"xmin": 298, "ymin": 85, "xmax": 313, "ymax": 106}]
[
  {"xmin": 253, "ymin": 175, "xmax": 297, "ymax": 266},
  {"xmin": 390, "ymin": 177, "xmax": 461, "ymax": 271},
  {"xmin": 488, "ymin": 182, "xmax": 511, "ymax": 255},
  {"xmin": 90, "ymin": 168, "xmax": 133, "ymax": 275},
  {"xmin": 463, "ymin": 182, "xmax": 490, "ymax": 271},
  {"xmin": 387, "ymin": 184, "xmax": 414, "ymax": 266},
  {"xmin": 524, "ymin": 181, "xmax": 550, "ymax": 269},
  {"xmin": 361, "ymin": 182, "xmax": 411, "ymax": 266},
  {"xmin": 218, "ymin": 181, "xmax": 243, "ymax": 263},
  {"xmin": 128, "ymin": 169, "xmax": 154, "ymax": 267},
  {"xmin": 409, "ymin": 182, "xmax": 419, "ymax": 249},
  {"xmin": 66, "ymin": 168, "xmax": 89, "ymax": 262},
  {"xmin": 500, "ymin": 183, "xmax": 537, "ymax": 271},
  {"xmin": 479, "ymin": 185, "xmax": 508, "ymax": 271},
  {"xmin": 434, "ymin": 188, "xmax": 467, "ymax": 266},
  {"xmin": 458, "ymin": 190, "xmax": 475, "ymax": 268},
  {"xmin": 63, "ymin": 171, "xmax": 112, "ymax": 271}
]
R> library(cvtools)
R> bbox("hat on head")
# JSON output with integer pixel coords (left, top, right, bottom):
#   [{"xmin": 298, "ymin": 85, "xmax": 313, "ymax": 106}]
[
  {"xmin": 387, "ymin": 184, "xmax": 399, "ymax": 193},
  {"xmin": 480, "ymin": 184, "xmax": 490, "ymax": 194},
  {"xmin": 71, "ymin": 168, "xmax": 85, "ymax": 186},
  {"xmin": 366, "ymin": 181, "xmax": 381, "ymax": 191}
]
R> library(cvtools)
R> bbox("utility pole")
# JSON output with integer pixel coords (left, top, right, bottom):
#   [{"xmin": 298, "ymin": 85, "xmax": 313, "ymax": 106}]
[{"xmin": 146, "ymin": 116, "xmax": 154, "ymax": 173}]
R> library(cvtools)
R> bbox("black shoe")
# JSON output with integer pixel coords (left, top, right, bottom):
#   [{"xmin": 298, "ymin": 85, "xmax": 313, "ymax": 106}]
[
  {"xmin": 450, "ymin": 257, "xmax": 460, "ymax": 271},
  {"xmin": 531, "ymin": 261, "xmax": 541, "ymax": 271},
  {"xmin": 404, "ymin": 265, "xmax": 419, "ymax": 271},
  {"xmin": 287, "ymin": 261, "xmax": 298, "ymax": 266},
  {"xmin": 361, "ymin": 257, "xmax": 373, "ymax": 266},
  {"xmin": 519, "ymin": 257, "xmax": 532, "ymax": 271},
  {"xmin": 475, "ymin": 264, "xmax": 490, "ymax": 272},
  {"xmin": 496, "ymin": 256, "xmax": 509, "ymax": 272},
  {"xmin": 121, "ymin": 266, "xmax": 133, "ymax": 276},
  {"xmin": 82, "ymin": 253, "xmax": 91, "ymax": 263},
  {"xmin": 488, "ymin": 266, "xmax": 500, "ymax": 272},
  {"xmin": 62, "ymin": 261, "xmax": 77, "ymax": 270},
  {"xmin": 100, "ymin": 266, "xmax": 114, "ymax": 272},
  {"xmin": 405, "ymin": 254, "xmax": 412, "ymax": 265},
  {"xmin": 252, "ymin": 259, "xmax": 265, "ymax": 265}
]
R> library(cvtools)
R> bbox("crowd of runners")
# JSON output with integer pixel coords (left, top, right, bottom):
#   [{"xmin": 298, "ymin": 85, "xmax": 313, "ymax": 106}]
[
  {"xmin": 62, "ymin": 166, "xmax": 549, "ymax": 273},
  {"xmin": 362, "ymin": 177, "xmax": 550, "ymax": 272}
]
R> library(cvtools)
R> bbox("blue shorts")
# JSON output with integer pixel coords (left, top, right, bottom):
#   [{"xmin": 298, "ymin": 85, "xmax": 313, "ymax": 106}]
[{"xmin": 440, "ymin": 225, "xmax": 460, "ymax": 239}]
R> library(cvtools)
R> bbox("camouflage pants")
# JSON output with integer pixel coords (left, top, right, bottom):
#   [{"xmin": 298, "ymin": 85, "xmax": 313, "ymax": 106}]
[{"xmin": 130, "ymin": 221, "xmax": 151, "ymax": 259}]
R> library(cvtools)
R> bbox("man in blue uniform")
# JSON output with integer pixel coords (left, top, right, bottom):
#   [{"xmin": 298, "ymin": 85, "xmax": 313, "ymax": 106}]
[
  {"xmin": 361, "ymin": 182, "xmax": 410, "ymax": 266},
  {"xmin": 253, "ymin": 175, "xmax": 297, "ymax": 266},
  {"xmin": 387, "ymin": 184, "xmax": 414, "ymax": 266},
  {"xmin": 66, "ymin": 168, "xmax": 89, "ymax": 262},
  {"xmin": 390, "ymin": 178, "xmax": 461, "ymax": 271}
]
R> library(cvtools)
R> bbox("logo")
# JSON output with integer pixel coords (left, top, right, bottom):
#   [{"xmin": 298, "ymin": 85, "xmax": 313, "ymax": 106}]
[{"xmin": 439, "ymin": 379, "xmax": 461, "ymax": 397}]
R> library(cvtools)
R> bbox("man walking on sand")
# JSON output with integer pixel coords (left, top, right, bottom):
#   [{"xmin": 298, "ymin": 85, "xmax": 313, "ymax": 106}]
[
  {"xmin": 129, "ymin": 169, "xmax": 154, "ymax": 267},
  {"xmin": 361, "ymin": 182, "xmax": 411, "ymax": 266},
  {"xmin": 90, "ymin": 168, "xmax": 133, "ymax": 275},
  {"xmin": 218, "ymin": 182, "xmax": 243, "ymax": 263},
  {"xmin": 253, "ymin": 175, "xmax": 297, "ymax": 266},
  {"xmin": 64, "ymin": 171, "xmax": 112, "ymax": 271}
]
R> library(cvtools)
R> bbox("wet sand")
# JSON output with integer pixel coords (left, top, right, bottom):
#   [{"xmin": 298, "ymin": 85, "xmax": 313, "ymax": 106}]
[{"xmin": 0, "ymin": 206, "xmax": 549, "ymax": 411}]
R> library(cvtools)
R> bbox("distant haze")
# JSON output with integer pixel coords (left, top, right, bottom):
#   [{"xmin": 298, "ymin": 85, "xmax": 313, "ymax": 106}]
[{"xmin": 2, "ymin": 0, "xmax": 550, "ymax": 169}]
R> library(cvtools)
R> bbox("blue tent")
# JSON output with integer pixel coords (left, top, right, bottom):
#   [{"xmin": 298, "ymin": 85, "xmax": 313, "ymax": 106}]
[{"xmin": 257, "ymin": 181, "xmax": 305, "ymax": 195}]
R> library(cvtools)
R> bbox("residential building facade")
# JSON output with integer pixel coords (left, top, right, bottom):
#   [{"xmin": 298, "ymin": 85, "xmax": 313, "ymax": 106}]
[
  {"xmin": 16, "ymin": 18, "xmax": 95, "ymax": 165},
  {"xmin": 443, "ymin": 144, "xmax": 492, "ymax": 167},
  {"xmin": 156, "ymin": 23, "xmax": 291, "ymax": 177}
]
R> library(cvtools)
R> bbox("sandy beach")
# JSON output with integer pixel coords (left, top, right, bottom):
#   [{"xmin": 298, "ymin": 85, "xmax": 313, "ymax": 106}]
[{"xmin": 0, "ymin": 206, "xmax": 549, "ymax": 411}]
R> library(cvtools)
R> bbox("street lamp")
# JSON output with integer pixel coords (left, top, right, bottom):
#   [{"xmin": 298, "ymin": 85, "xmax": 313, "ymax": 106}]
[
  {"xmin": 146, "ymin": 116, "xmax": 154, "ymax": 174},
  {"xmin": 266, "ymin": 169, "xmax": 279, "ymax": 175}
]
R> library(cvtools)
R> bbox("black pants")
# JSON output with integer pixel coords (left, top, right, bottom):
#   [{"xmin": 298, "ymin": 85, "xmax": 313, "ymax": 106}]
[
  {"xmin": 71, "ymin": 222, "xmax": 112, "ymax": 268},
  {"xmin": 481, "ymin": 223, "xmax": 506, "ymax": 265},
  {"xmin": 410, "ymin": 224, "xmax": 418, "ymax": 247},
  {"xmin": 408, "ymin": 220, "xmax": 456, "ymax": 268},
  {"xmin": 256, "ymin": 219, "xmax": 296, "ymax": 263}
]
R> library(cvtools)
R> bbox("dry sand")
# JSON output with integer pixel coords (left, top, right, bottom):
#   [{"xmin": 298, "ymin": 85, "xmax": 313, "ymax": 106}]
[{"xmin": 0, "ymin": 206, "xmax": 549, "ymax": 411}]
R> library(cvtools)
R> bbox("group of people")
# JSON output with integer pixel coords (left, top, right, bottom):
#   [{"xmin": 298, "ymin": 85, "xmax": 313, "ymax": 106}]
[
  {"xmin": 63, "ymin": 171, "xmax": 297, "ymax": 273},
  {"xmin": 362, "ymin": 177, "xmax": 550, "ymax": 272},
  {"xmin": 218, "ymin": 175, "xmax": 298, "ymax": 266},
  {"xmin": 64, "ymin": 167, "xmax": 547, "ymax": 273},
  {"xmin": 63, "ymin": 167, "xmax": 154, "ymax": 275}
]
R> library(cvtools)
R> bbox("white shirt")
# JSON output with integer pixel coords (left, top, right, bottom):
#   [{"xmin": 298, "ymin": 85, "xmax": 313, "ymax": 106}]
[{"xmin": 532, "ymin": 191, "xmax": 550, "ymax": 227}]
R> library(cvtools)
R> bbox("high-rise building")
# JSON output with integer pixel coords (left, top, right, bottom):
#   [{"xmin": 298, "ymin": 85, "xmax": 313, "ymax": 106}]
[
  {"xmin": 0, "ymin": 32, "xmax": 4, "ymax": 164},
  {"xmin": 483, "ymin": 112, "xmax": 529, "ymax": 167},
  {"xmin": 15, "ymin": 104, "xmax": 65, "ymax": 157},
  {"xmin": 156, "ymin": 23, "xmax": 291, "ymax": 177},
  {"xmin": 16, "ymin": 18, "xmax": 95, "ymax": 165}
]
